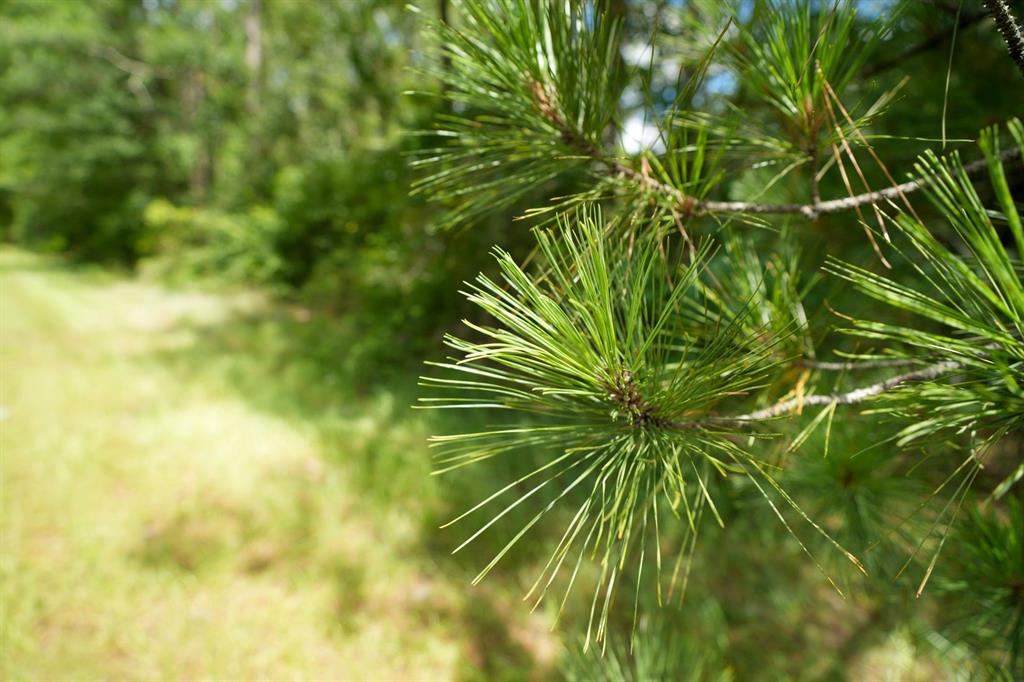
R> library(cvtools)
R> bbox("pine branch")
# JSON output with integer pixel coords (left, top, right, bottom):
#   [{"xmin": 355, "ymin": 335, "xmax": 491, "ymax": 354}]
[
  {"xmin": 722, "ymin": 359, "xmax": 962, "ymax": 421},
  {"xmin": 605, "ymin": 144, "xmax": 1021, "ymax": 219},
  {"xmin": 689, "ymin": 337, "xmax": 1012, "ymax": 428},
  {"xmin": 666, "ymin": 359, "xmax": 962, "ymax": 429},
  {"xmin": 536, "ymin": 82, "xmax": 1021, "ymax": 219},
  {"xmin": 983, "ymin": 0, "xmax": 1024, "ymax": 78},
  {"xmin": 424, "ymin": 2, "xmax": 1019, "ymax": 227}
]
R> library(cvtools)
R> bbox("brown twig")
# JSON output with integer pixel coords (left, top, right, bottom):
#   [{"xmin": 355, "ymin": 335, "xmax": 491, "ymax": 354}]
[
  {"xmin": 666, "ymin": 359, "xmax": 962, "ymax": 429},
  {"xmin": 637, "ymin": 147, "xmax": 1019, "ymax": 219},
  {"xmin": 725, "ymin": 359, "xmax": 961, "ymax": 421}
]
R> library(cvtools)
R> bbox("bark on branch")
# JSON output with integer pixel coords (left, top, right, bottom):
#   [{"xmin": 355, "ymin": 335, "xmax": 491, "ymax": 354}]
[
  {"xmin": 530, "ymin": 78, "xmax": 1021, "ymax": 220},
  {"xmin": 666, "ymin": 359, "xmax": 963, "ymax": 429},
  {"xmin": 721, "ymin": 360, "xmax": 962, "ymax": 422},
  {"xmin": 983, "ymin": 0, "xmax": 1024, "ymax": 78},
  {"xmin": 614, "ymin": 146, "xmax": 1020, "ymax": 219}
]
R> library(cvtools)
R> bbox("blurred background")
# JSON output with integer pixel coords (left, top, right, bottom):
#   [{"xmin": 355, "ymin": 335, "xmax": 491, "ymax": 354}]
[{"xmin": 1, "ymin": 1, "xmax": 1021, "ymax": 680}]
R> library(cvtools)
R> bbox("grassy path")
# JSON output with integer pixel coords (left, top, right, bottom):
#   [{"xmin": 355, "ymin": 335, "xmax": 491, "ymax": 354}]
[{"xmin": 0, "ymin": 249, "xmax": 556, "ymax": 681}]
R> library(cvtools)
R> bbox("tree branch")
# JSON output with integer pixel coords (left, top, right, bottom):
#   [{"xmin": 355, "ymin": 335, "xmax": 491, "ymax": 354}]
[
  {"xmin": 532, "ymin": 79, "xmax": 1021, "ymax": 220},
  {"xmin": 983, "ymin": 0, "xmax": 1024, "ymax": 78},
  {"xmin": 687, "ymin": 147, "xmax": 1020, "ymax": 218},
  {"xmin": 92, "ymin": 45, "xmax": 171, "ymax": 79},
  {"xmin": 725, "ymin": 360, "xmax": 961, "ymax": 421},
  {"xmin": 667, "ymin": 358, "xmax": 962, "ymax": 429},
  {"xmin": 598, "ymin": 125, "xmax": 1019, "ymax": 220}
]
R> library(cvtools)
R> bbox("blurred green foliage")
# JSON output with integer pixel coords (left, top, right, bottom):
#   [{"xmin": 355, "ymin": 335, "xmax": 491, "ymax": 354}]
[
  {"xmin": 0, "ymin": 0, "xmax": 539, "ymax": 376},
  {"xmin": 143, "ymin": 199, "xmax": 285, "ymax": 284},
  {"xmin": 1, "ymin": 248, "xmax": 565, "ymax": 680}
]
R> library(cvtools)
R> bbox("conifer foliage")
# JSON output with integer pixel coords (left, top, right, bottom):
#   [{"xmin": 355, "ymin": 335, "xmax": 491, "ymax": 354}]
[{"xmin": 417, "ymin": 0, "xmax": 1024, "ymax": 673}]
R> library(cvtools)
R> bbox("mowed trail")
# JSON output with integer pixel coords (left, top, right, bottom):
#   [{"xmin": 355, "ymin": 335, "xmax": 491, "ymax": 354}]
[{"xmin": 1, "ymin": 249, "xmax": 555, "ymax": 680}]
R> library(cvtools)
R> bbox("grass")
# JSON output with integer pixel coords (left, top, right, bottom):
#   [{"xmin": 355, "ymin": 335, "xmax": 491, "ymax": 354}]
[
  {"xmin": 0, "ymin": 247, "xmax": 561, "ymax": 681},
  {"xmin": 0, "ymin": 246, "xmax": 975, "ymax": 680}
]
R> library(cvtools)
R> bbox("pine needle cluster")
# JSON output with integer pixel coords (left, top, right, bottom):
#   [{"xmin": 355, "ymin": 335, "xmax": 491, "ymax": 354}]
[{"xmin": 414, "ymin": 0, "xmax": 1024, "ymax": 665}]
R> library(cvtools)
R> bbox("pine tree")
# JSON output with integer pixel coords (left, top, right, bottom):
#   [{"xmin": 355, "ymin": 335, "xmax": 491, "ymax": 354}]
[{"xmin": 414, "ymin": 1, "xmax": 1024, "ymax": 676}]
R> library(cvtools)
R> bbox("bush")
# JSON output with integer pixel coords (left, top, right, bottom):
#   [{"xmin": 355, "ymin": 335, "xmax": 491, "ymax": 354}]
[{"xmin": 142, "ymin": 199, "xmax": 284, "ymax": 286}]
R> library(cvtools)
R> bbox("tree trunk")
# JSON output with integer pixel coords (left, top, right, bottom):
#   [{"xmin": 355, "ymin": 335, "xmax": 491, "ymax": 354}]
[{"xmin": 245, "ymin": 0, "xmax": 264, "ymax": 114}]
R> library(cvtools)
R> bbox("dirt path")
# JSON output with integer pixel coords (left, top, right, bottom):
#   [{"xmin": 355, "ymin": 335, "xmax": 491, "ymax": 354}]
[{"xmin": 0, "ymin": 249, "xmax": 556, "ymax": 681}]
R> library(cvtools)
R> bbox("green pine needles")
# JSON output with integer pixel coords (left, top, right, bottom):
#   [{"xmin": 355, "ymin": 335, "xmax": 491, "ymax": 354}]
[
  {"xmin": 411, "ymin": 0, "xmax": 626, "ymax": 228},
  {"xmin": 420, "ymin": 211, "xmax": 861, "ymax": 644},
  {"xmin": 937, "ymin": 497, "xmax": 1024, "ymax": 676},
  {"xmin": 830, "ymin": 121, "xmax": 1024, "ymax": 459},
  {"xmin": 415, "ymin": 0, "xmax": 1024, "ymax": 665}
]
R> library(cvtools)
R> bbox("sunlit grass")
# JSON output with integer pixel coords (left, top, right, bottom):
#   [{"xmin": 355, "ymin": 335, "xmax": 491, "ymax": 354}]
[{"xmin": 0, "ymin": 248, "xmax": 559, "ymax": 681}]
